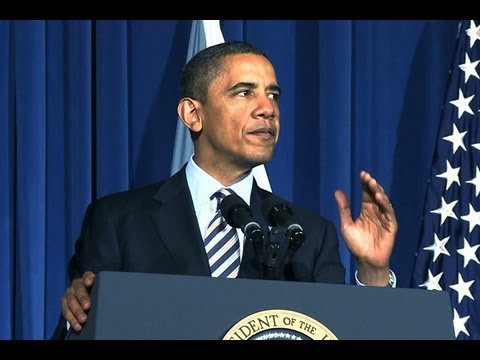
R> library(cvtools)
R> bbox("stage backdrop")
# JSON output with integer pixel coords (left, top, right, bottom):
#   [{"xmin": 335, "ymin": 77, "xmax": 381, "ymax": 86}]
[{"xmin": 0, "ymin": 20, "xmax": 459, "ymax": 339}]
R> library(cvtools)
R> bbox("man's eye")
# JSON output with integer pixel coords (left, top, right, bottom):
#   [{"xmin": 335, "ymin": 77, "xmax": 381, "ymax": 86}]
[
  {"xmin": 268, "ymin": 93, "xmax": 280, "ymax": 101},
  {"xmin": 238, "ymin": 90, "xmax": 250, "ymax": 97}
]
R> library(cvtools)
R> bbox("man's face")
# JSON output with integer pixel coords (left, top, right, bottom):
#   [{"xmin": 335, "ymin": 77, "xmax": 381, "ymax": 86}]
[{"xmin": 195, "ymin": 53, "xmax": 281, "ymax": 175}]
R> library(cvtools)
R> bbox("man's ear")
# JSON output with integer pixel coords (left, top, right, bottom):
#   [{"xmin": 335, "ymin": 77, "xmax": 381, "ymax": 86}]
[{"xmin": 177, "ymin": 98, "xmax": 203, "ymax": 133}]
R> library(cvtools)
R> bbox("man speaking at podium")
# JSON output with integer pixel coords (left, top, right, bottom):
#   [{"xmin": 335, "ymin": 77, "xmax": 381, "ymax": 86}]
[{"xmin": 52, "ymin": 41, "xmax": 398, "ymax": 339}]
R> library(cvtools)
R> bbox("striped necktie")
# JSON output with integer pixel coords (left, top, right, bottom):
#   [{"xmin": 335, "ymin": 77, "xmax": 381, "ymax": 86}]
[{"xmin": 204, "ymin": 188, "xmax": 241, "ymax": 278}]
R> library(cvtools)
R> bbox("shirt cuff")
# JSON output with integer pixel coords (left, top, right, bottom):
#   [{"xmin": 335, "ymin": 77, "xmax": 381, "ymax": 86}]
[{"xmin": 355, "ymin": 269, "xmax": 397, "ymax": 288}]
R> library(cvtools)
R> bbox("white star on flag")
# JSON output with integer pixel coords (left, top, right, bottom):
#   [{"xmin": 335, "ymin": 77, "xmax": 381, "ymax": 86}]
[
  {"xmin": 430, "ymin": 196, "xmax": 458, "ymax": 225},
  {"xmin": 453, "ymin": 309, "xmax": 470, "ymax": 337},
  {"xmin": 466, "ymin": 20, "xmax": 480, "ymax": 48},
  {"xmin": 423, "ymin": 233, "xmax": 451, "ymax": 262},
  {"xmin": 460, "ymin": 203, "xmax": 480, "ymax": 233},
  {"xmin": 457, "ymin": 238, "xmax": 480, "ymax": 268},
  {"xmin": 419, "ymin": 269, "xmax": 444, "ymax": 291},
  {"xmin": 449, "ymin": 273, "xmax": 475, "ymax": 303},
  {"xmin": 450, "ymin": 88, "xmax": 475, "ymax": 118},
  {"xmin": 466, "ymin": 166, "xmax": 480, "ymax": 196},
  {"xmin": 459, "ymin": 53, "xmax": 480, "ymax": 83},
  {"xmin": 435, "ymin": 160, "xmax": 460, "ymax": 191},
  {"xmin": 442, "ymin": 123, "xmax": 467, "ymax": 154}
]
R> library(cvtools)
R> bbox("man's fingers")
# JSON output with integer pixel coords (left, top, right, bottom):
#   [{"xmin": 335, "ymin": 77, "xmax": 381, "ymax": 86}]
[
  {"xmin": 72, "ymin": 278, "xmax": 92, "ymax": 310},
  {"xmin": 60, "ymin": 272, "xmax": 97, "ymax": 333},
  {"xmin": 364, "ymin": 173, "xmax": 397, "ymax": 227},
  {"xmin": 82, "ymin": 271, "xmax": 96, "ymax": 285},
  {"xmin": 335, "ymin": 190, "xmax": 353, "ymax": 227},
  {"xmin": 62, "ymin": 288, "xmax": 86, "ymax": 332},
  {"xmin": 61, "ymin": 297, "xmax": 82, "ymax": 331},
  {"xmin": 360, "ymin": 171, "xmax": 392, "ymax": 209}
]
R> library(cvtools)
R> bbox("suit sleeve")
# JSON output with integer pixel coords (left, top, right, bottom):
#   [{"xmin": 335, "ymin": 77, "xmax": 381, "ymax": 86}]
[
  {"xmin": 288, "ymin": 205, "xmax": 346, "ymax": 284},
  {"xmin": 51, "ymin": 198, "xmax": 123, "ymax": 340},
  {"xmin": 312, "ymin": 219, "xmax": 346, "ymax": 284},
  {"xmin": 67, "ymin": 198, "xmax": 122, "ymax": 281}
]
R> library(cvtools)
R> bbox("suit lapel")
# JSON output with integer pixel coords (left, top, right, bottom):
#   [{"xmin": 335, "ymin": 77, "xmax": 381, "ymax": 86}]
[
  {"xmin": 151, "ymin": 168, "xmax": 211, "ymax": 276},
  {"xmin": 238, "ymin": 182, "xmax": 271, "ymax": 279},
  {"xmin": 150, "ymin": 172, "xmax": 271, "ymax": 279},
  {"xmin": 249, "ymin": 183, "xmax": 270, "ymax": 228}
]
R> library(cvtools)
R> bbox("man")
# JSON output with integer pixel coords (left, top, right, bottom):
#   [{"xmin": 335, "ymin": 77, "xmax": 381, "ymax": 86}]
[{"xmin": 52, "ymin": 41, "xmax": 397, "ymax": 339}]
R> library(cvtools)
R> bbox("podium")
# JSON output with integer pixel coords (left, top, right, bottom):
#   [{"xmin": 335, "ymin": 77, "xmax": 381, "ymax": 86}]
[{"xmin": 68, "ymin": 271, "xmax": 454, "ymax": 340}]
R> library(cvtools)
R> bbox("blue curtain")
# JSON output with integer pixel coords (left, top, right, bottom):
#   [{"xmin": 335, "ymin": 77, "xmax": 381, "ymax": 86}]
[{"xmin": 0, "ymin": 19, "xmax": 459, "ymax": 339}]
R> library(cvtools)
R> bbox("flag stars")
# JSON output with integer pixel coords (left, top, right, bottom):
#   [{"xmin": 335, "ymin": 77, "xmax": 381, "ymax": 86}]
[
  {"xmin": 419, "ymin": 269, "xmax": 443, "ymax": 291},
  {"xmin": 431, "ymin": 197, "xmax": 458, "ymax": 225},
  {"xmin": 442, "ymin": 123, "xmax": 467, "ymax": 154},
  {"xmin": 449, "ymin": 273, "xmax": 475, "ymax": 303},
  {"xmin": 466, "ymin": 20, "xmax": 480, "ymax": 48},
  {"xmin": 459, "ymin": 53, "xmax": 479, "ymax": 83},
  {"xmin": 460, "ymin": 203, "xmax": 480, "ymax": 233},
  {"xmin": 416, "ymin": 19, "xmax": 480, "ymax": 341},
  {"xmin": 457, "ymin": 238, "xmax": 480, "ymax": 268},
  {"xmin": 423, "ymin": 233, "xmax": 451, "ymax": 262},
  {"xmin": 450, "ymin": 88, "xmax": 474, "ymax": 119},
  {"xmin": 466, "ymin": 166, "xmax": 480, "ymax": 196},
  {"xmin": 453, "ymin": 308, "xmax": 470, "ymax": 338},
  {"xmin": 436, "ymin": 160, "xmax": 460, "ymax": 191}
]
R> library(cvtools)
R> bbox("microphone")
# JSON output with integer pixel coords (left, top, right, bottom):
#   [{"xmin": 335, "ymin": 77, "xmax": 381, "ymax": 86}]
[
  {"xmin": 262, "ymin": 194, "xmax": 305, "ymax": 265},
  {"xmin": 219, "ymin": 194, "xmax": 265, "ymax": 266}
]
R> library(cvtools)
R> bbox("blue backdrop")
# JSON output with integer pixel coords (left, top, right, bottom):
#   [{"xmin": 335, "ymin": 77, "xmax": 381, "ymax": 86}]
[{"xmin": 0, "ymin": 19, "xmax": 459, "ymax": 339}]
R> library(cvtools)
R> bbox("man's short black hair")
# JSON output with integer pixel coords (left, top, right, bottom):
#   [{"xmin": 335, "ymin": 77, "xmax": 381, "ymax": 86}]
[{"xmin": 179, "ymin": 41, "xmax": 269, "ymax": 104}]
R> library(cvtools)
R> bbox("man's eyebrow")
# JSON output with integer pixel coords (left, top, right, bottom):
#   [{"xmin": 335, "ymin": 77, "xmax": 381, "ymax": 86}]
[
  {"xmin": 267, "ymin": 84, "xmax": 281, "ymax": 95},
  {"xmin": 228, "ymin": 82, "xmax": 282, "ymax": 95},
  {"xmin": 228, "ymin": 82, "xmax": 256, "ymax": 92}
]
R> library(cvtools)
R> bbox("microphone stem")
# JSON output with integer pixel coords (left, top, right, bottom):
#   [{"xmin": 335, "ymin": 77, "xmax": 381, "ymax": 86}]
[
  {"xmin": 264, "ymin": 241, "xmax": 280, "ymax": 280},
  {"xmin": 248, "ymin": 229, "xmax": 265, "ymax": 278}
]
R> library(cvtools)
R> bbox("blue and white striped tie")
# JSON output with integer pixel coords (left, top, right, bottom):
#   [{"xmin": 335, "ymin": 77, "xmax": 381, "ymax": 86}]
[{"xmin": 204, "ymin": 188, "xmax": 240, "ymax": 278}]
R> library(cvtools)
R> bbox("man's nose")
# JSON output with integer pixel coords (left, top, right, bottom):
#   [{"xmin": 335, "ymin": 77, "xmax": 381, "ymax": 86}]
[{"xmin": 254, "ymin": 95, "xmax": 277, "ymax": 119}]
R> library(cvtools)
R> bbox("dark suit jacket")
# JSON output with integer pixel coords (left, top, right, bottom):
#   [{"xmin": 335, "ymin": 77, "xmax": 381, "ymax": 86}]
[{"xmin": 52, "ymin": 166, "xmax": 345, "ymax": 339}]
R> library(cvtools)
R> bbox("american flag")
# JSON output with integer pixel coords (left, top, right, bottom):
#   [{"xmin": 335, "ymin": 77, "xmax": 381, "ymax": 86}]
[{"xmin": 413, "ymin": 20, "xmax": 480, "ymax": 340}]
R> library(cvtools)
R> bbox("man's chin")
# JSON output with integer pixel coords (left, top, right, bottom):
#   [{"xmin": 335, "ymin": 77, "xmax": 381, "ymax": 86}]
[{"xmin": 247, "ymin": 155, "xmax": 273, "ymax": 168}]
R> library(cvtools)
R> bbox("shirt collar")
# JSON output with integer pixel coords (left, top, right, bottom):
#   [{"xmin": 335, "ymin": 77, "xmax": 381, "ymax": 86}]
[
  {"xmin": 186, "ymin": 155, "xmax": 253, "ymax": 212},
  {"xmin": 185, "ymin": 155, "xmax": 253, "ymax": 209}
]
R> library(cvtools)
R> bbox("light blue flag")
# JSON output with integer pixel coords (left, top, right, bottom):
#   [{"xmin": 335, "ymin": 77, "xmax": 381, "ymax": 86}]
[{"xmin": 170, "ymin": 20, "xmax": 272, "ymax": 191}]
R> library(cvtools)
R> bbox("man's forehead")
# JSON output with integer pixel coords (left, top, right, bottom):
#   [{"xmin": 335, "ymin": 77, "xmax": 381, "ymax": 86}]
[{"xmin": 217, "ymin": 54, "xmax": 277, "ymax": 83}]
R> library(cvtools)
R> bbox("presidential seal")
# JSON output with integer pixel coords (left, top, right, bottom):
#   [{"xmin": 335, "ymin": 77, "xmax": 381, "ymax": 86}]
[{"xmin": 223, "ymin": 309, "xmax": 338, "ymax": 340}]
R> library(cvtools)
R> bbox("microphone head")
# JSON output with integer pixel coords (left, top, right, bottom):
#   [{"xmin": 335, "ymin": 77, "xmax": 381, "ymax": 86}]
[
  {"xmin": 219, "ymin": 194, "xmax": 252, "ymax": 229},
  {"xmin": 262, "ymin": 194, "xmax": 293, "ymax": 227}
]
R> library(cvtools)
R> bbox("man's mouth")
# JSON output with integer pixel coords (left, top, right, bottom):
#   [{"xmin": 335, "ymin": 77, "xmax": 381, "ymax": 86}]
[{"xmin": 248, "ymin": 127, "xmax": 276, "ymax": 138}]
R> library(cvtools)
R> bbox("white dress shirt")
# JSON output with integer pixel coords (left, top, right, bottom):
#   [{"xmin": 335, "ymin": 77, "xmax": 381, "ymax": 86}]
[{"xmin": 185, "ymin": 156, "xmax": 253, "ymax": 261}]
